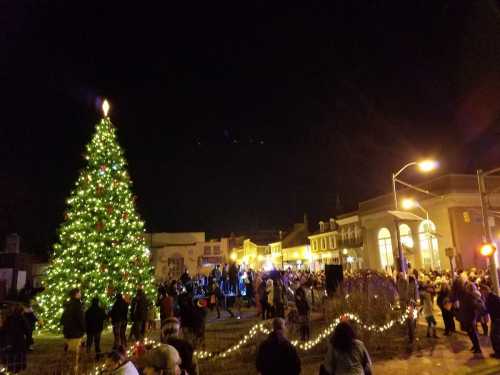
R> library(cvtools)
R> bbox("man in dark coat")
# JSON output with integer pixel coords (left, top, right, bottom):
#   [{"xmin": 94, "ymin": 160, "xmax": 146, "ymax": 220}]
[
  {"xmin": 4, "ymin": 304, "xmax": 30, "ymax": 373},
  {"xmin": 156, "ymin": 290, "xmax": 174, "ymax": 325},
  {"xmin": 109, "ymin": 293, "xmax": 129, "ymax": 348},
  {"xmin": 85, "ymin": 297, "xmax": 107, "ymax": 360},
  {"xmin": 61, "ymin": 288, "xmax": 85, "ymax": 342},
  {"xmin": 256, "ymin": 318, "xmax": 301, "ymax": 375},
  {"xmin": 180, "ymin": 269, "xmax": 191, "ymax": 286},
  {"xmin": 61, "ymin": 288, "xmax": 85, "ymax": 371},
  {"xmin": 481, "ymin": 285, "xmax": 500, "ymax": 358},
  {"xmin": 295, "ymin": 283, "xmax": 310, "ymax": 341},
  {"xmin": 459, "ymin": 283, "xmax": 484, "ymax": 354},
  {"xmin": 229, "ymin": 263, "xmax": 238, "ymax": 294},
  {"xmin": 130, "ymin": 289, "xmax": 148, "ymax": 341}
]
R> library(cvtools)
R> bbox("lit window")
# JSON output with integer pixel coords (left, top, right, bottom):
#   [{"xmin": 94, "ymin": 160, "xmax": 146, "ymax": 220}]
[
  {"xmin": 419, "ymin": 220, "xmax": 440, "ymax": 270},
  {"xmin": 204, "ymin": 246, "xmax": 211, "ymax": 255},
  {"xmin": 378, "ymin": 228, "xmax": 394, "ymax": 270},
  {"xmin": 213, "ymin": 246, "xmax": 221, "ymax": 255},
  {"xmin": 399, "ymin": 224, "xmax": 414, "ymax": 248}
]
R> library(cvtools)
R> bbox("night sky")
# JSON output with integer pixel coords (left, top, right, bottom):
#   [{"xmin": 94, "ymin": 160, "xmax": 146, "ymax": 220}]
[{"xmin": 2, "ymin": 1, "xmax": 500, "ymax": 254}]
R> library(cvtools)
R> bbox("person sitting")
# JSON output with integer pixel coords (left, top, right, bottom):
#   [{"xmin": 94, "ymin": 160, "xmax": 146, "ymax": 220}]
[
  {"xmin": 256, "ymin": 317, "xmax": 301, "ymax": 375},
  {"xmin": 322, "ymin": 321, "xmax": 372, "ymax": 375}
]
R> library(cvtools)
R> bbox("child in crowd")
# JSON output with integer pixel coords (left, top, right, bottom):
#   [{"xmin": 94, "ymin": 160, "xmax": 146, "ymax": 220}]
[{"xmin": 420, "ymin": 282, "xmax": 438, "ymax": 338}]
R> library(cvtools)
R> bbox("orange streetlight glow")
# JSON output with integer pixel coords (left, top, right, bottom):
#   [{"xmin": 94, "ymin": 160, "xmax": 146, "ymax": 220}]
[
  {"xmin": 480, "ymin": 243, "xmax": 496, "ymax": 257},
  {"xmin": 417, "ymin": 159, "xmax": 438, "ymax": 172}
]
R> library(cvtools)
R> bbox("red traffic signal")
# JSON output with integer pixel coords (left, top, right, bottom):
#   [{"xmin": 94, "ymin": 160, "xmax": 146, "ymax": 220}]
[{"xmin": 480, "ymin": 243, "xmax": 497, "ymax": 257}]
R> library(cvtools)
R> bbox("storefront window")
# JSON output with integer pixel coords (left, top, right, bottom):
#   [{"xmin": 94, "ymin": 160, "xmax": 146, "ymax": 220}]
[
  {"xmin": 378, "ymin": 228, "xmax": 394, "ymax": 270},
  {"xmin": 419, "ymin": 220, "xmax": 440, "ymax": 270},
  {"xmin": 399, "ymin": 224, "xmax": 414, "ymax": 248}
]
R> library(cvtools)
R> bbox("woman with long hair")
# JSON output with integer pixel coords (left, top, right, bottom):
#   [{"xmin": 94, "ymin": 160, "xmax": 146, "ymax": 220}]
[{"xmin": 322, "ymin": 321, "xmax": 372, "ymax": 375}]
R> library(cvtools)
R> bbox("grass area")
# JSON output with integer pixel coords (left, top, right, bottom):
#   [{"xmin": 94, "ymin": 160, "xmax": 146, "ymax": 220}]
[{"xmin": 20, "ymin": 306, "xmax": 436, "ymax": 374}]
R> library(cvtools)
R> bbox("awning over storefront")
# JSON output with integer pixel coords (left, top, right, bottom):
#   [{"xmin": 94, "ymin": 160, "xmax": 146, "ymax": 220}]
[{"xmin": 388, "ymin": 210, "xmax": 425, "ymax": 221}]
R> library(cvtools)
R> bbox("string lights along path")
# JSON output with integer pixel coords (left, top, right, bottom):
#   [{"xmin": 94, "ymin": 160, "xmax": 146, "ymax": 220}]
[
  {"xmin": 89, "ymin": 305, "xmax": 415, "ymax": 374},
  {"xmin": 194, "ymin": 305, "xmax": 416, "ymax": 360}
]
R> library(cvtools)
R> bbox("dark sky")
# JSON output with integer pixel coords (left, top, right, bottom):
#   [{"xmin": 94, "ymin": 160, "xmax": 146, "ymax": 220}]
[{"xmin": 2, "ymin": 1, "xmax": 500, "ymax": 253}]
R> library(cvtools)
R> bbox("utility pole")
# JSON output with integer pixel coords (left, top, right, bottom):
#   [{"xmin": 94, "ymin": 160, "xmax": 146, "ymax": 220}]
[{"xmin": 477, "ymin": 169, "xmax": 500, "ymax": 295}]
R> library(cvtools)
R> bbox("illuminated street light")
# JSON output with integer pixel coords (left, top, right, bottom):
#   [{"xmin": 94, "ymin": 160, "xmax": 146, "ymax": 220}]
[
  {"xmin": 417, "ymin": 159, "xmax": 439, "ymax": 173},
  {"xmin": 480, "ymin": 242, "xmax": 497, "ymax": 257},
  {"xmin": 401, "ymin": 198, "xmax": 417, "ymax": 210},
  {"xmin": 230, "ymin": 252, "xmax": 237, "ymax": 262},
  {"xmin": 392, "ymin": 159, "xmax": 439, "ymax": 273},
  {"xmin": 401, "ymin": 197, "xmax": 430, "ymax": 222},
  {"xmin": 393, "ymin": 159, "xmax": 439, "ymax": 209}
]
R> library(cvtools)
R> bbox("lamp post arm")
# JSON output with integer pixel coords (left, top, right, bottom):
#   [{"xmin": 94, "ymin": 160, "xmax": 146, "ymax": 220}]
[
  {"xmin": 394, "ymin": 178, "xmax": 441, "ymax": 198},
  {"xmin": 482, "ymin": 167, "xmax": 500, "ymax": 177},
  {"xmin": 393, "ymin": 162, "xmax": 418, "ymax": 179}
]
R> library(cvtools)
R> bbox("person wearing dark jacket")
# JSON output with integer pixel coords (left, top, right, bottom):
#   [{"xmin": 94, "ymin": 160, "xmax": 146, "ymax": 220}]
[
  {"xmin": 109, "ymin": 293, "xmax": 129, "ymax": 349},
  {"xmin": 481, "ymin": 285, "xmax": 500, "ymax": 358},
  {"xmin": 256, "ymin": 318, "xmax": 301, "ymax": 375},
  {"xmin": 437, "ymin": 283, "xmax": 455, "ymax": 336},
  {"xmin": 85, "ymin": 297, "xmax": 107, "ymax": 360},
  {"xmin": 4, "ymin": 304, "xmax": 30, "ymax": 373},
  {"xmin": 156, "ymin": 290, "xmax": 174, "ymax": 325},
  {"xmin": 295, "ymin": 283, "xmax": 310, "ymax": 341},
  {"xmin": 459, "ymin": 283, "xmax": 484, "ymax": 354},
  {"xmin": 130, "ymin": 289, "xmax": 148, "ymax": 341},
  {"xmin": 23, "ymin": 303, "xmax": 37, "ymax": 351},
  {"xmin": 180, "ymin": 269, "xmax": 191, "ymax": 286},
  {"xmin": 61, "ymin": 288, "xmax": 85, "ymax": 372},
  {"xmin": 273, "ymin": 278, "xmax": 287, "ymax": 319},
  {"xmin": 209, "ymin": 283, "xmax": 234, "ymax": 319},
  {"xmin": 229, "ymin": 263, "xmax": 238, "ymax": 294}
]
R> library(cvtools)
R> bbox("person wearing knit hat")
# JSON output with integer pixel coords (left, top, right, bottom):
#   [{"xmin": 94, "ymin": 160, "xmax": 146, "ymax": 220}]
[
  {"xmin": 161, "ymin": 318, "xmax": 199, "ymax": 375},
  {"xmin": 137, "ymin": 344, "xmax": 181, "ymax": 375}
]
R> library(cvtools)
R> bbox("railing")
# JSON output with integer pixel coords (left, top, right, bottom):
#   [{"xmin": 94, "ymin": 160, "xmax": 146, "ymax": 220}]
[{"xmin": 336, "ymin": 237, "xmax": 363, "ymax": 248}]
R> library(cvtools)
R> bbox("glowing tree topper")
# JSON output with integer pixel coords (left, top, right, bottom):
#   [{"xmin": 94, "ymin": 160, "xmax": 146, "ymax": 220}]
[{"xmin": 37, "ymin": 99, "xmax": 155, "ymax": 331}]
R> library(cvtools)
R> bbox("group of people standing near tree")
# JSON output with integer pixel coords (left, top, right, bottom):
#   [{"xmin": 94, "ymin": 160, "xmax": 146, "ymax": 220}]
[{"xmin": 59, "ymin": 286, "xmax": 199, "ymax": 374}]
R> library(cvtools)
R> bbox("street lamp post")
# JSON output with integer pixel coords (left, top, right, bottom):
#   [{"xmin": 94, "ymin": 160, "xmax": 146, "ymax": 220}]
[{"xmin": 392, "ymin": 160, "xmax": 438, "ymax": 272}]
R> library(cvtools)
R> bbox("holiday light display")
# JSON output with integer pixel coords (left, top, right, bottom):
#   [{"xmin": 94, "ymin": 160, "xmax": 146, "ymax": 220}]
[
  {"xmin": 36, "ymin": 100, "xmax": 156, "ymax": 331},
  {"xmin": 193, "ymin": 306, "xmax": 415, "ymax": 359},
  {"xmin": 92, "ymin": 305, "xmax": 415, "ymax": 373}
]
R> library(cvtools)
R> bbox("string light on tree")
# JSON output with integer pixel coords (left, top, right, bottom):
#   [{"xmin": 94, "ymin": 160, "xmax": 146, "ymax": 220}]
[{"xmin": 36, "ymin": 99, "xmax": 156, "ymax": 331}]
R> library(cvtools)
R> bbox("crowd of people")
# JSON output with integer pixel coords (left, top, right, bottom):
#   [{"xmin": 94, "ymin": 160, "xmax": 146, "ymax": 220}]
[
  {"xmin": 4, "ymin": 263, "xmax": 500, "ymax": 374},
  {"xmin": 395, "ymin": 267, "xmax": 500, "ymax": 357}
]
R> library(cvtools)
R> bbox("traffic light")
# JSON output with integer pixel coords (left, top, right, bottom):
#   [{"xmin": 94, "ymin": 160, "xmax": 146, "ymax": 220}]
[{"xmin": 480, "ymin": 242, "xmax": 497, "ymax": 257}]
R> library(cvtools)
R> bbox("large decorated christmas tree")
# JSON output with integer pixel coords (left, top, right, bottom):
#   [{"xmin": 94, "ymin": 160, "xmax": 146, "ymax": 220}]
[{"xmin": 37, "ymin": 100, "xmax": 156, "ymax": 330}]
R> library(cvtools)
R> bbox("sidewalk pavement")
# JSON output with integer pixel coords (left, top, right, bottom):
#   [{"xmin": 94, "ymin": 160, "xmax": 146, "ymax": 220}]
[{"xmin": 373, "ymin": 307, "xmax": 500, "ymax": 375}]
